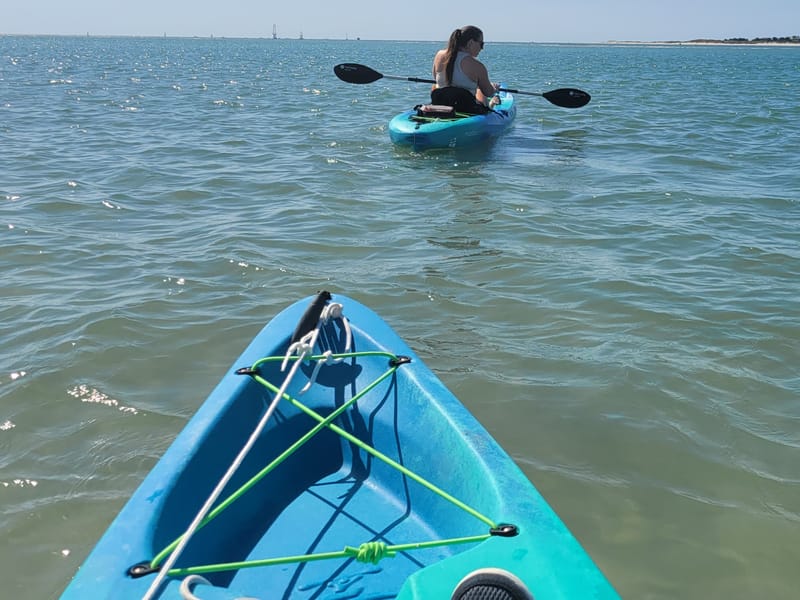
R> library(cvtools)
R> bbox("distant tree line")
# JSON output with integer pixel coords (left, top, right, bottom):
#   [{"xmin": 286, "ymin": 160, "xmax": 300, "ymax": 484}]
[{"xmin": 690, "ymin": 36, "xmax": 800, "ymax": 44}]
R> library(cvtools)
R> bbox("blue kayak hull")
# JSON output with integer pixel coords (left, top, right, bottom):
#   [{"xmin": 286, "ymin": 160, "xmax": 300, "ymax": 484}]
[
  {"xmin": 388, "ymin": 91, "xmax": 516, "ymax": 151},
  {"xmin": 60, "ymin": 293, "xmax": 617, "ymax": 600}
]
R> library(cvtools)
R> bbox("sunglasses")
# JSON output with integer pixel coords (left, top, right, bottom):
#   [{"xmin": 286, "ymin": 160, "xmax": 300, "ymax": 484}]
[{"xmin": 479, "ymin": 40, "xmax": 485, "ymax": 49}]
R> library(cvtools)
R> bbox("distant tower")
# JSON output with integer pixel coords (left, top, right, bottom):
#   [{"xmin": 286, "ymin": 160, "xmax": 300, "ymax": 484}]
[{"xmin": 272, "ymin": 24, "xmax": 277, "ymax": 39}]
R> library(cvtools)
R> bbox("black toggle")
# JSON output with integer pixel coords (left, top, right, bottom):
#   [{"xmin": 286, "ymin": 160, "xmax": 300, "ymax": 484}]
[
  {"xmin": 127, "ymin": 561, "xmax": 160, "ymax": 578},
  {"xmin": 389, "ymin": 355, "xmax": 411, "ymax": 367},
  {"xmin": 236, "ymin": 366, "xmax": 258, "ymax": 376},
  {"xmin": 490, "ymin": 523, "xmax": 519, "ymax": 537}
]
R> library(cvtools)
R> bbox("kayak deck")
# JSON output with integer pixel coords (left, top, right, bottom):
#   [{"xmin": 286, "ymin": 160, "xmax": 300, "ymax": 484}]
[{"xmin": 60, "ymin": 293, "xmax": 618, "ymax": 599}]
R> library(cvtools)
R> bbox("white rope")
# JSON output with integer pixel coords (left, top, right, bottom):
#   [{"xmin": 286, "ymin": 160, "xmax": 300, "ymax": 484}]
[
  {"xmin": 142, "ymin": 302, "xmax": 350, "ymax": 599},
  {"xmin": 179, "ymin": 575, "xmax": 210, "ymax": 600},
  {"xmin": 142, "ymin": 326, "xmax": 317, "ymax": 599},
  {"xmin": 178, "ymin": 574, "xmax": 259, "ymax": 600},
  {"xmin": 286, "ymin": 302, "xmax": 352, "ymax": 394},
  {"xmin": 326, "ymin": 303, "xmax": 352, "ymax": 352},
  {"xmin": 299, "ymin": 303, "xmax": 352, "ymax": 392}
]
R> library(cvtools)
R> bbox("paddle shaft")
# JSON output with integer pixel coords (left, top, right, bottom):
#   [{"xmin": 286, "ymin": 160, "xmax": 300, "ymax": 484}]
[
  {"xmin": 381, "ymin": 74, "xmax": 544, "ymax": 97},
  {"xmin": 382, "ymin": 74, "xmax": 436, "ymax": 84},
  {"xmin": 333, "ymin": 64, "xmax": 590, "ymax": 108}
]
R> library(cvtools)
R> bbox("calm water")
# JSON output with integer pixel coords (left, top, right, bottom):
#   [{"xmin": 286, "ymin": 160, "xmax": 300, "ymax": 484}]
[{"xmin": 1, "ymin": 36, "xmax": 798, "ymax": 599}]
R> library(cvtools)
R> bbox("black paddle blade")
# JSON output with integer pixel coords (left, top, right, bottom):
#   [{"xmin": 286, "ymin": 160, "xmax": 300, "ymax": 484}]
[
  {"xmin": 334, "ymin": 63, "xmax": 383, "ymax": 84},
  {"xmin": 543, "ymin": 88, "xmax": 591, "ymax": 108}
]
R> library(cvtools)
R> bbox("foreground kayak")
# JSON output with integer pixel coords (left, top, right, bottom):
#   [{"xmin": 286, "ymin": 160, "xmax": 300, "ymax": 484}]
[
  {"xmin": 60, "ymin": 292, "xmax": 618, "ymax": 600},
  {"xmin": 389, "ymin": 90, "xmax": 516, "ymax": 151}
]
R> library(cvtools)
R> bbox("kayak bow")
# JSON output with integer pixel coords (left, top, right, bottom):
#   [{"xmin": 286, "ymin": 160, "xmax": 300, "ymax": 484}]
[{"xmin": 60, "ymin": 292, "xmax": 618, "ymax": 599}]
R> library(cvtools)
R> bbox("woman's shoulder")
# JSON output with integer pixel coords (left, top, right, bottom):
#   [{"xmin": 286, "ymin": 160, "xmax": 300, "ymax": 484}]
[
  {"xmin": 461, "ymin": 54, "xmax": 485, "ymax": 69},
  {"xmin": 458, "ymin": 53, "xmax": 481, "ymax": 71}
]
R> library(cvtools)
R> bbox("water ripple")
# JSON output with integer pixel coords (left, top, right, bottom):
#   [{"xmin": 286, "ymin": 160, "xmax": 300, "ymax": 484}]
[{"xmin": 2, "ymin": 37, "xmax": 799, "ymax": 600}]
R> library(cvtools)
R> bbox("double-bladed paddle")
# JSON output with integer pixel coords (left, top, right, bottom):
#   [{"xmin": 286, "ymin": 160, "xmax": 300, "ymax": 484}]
[{"xmin": 333, "ymin": 63, "xmax": 591, "ymax": 109}]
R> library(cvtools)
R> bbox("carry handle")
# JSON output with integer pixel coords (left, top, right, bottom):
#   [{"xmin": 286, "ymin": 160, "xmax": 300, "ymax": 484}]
[{"xmin": 290, "ymin": 291, "xmax": 332, "ymax": 343}]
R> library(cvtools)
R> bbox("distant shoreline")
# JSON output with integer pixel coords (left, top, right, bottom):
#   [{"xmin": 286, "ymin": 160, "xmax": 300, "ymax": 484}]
[
  {"xmin": 2, "ymin": 33, "xmax": 799, "ymax": 46},
  {"xmin": 609, "ymin": 37, "xmax": 800, "ymax": 47},
  {"xmin": 609, "ymin": 42, "xmax": 800, "ymax": 47}
]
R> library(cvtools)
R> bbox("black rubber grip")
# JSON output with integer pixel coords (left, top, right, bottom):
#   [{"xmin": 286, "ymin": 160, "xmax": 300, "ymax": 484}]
[{"xmin": 290, "ymin": 291, "xmax": 332, "ymax": 343}]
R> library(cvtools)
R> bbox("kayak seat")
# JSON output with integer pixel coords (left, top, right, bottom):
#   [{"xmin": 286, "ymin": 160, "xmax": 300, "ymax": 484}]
[{"xmin": 430, "ymin": 87, "xmax": 489, "ymax": 115}]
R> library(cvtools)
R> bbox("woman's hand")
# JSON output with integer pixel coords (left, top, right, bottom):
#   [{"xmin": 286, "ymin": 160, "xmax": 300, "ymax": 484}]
[{"xmin": 488, "ymin": 83, "xmax": 501, "ymax": 107}]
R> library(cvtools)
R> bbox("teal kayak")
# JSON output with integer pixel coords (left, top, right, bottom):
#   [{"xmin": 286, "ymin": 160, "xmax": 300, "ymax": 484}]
[
  {"xmin": 60, "ymin": 292, "xmax": 618, "ymax": 600},
  {"xmin": 389, "ymin": 90, "xmax": 516, "ymax": 151}
]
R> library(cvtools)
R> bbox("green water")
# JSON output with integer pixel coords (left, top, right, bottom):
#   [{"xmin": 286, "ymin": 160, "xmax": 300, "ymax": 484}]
[{"xmin": 1, "ymin": 36, "xmax": 798, "ymax": 599}]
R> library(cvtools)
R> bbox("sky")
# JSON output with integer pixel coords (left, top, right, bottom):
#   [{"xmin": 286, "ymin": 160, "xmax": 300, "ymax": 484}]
[{"xmin": 2, "ymin": 0, "xmax": 799, "ymax": 43}]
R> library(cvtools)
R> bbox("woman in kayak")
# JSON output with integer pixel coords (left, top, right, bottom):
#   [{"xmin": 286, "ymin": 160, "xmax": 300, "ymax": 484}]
[{"xmin": 432, "ymin": 25, "xmax": 501, "ymax": 112}]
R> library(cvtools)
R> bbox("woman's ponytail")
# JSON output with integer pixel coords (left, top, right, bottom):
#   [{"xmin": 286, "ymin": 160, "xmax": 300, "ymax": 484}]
[
  {"xmin": 442, "ymin": 25, "xmax": 483, "ymax": 86},
  {"xmin": 444, "ymin": 28, "xmax": 461, "ymax": 85}
]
